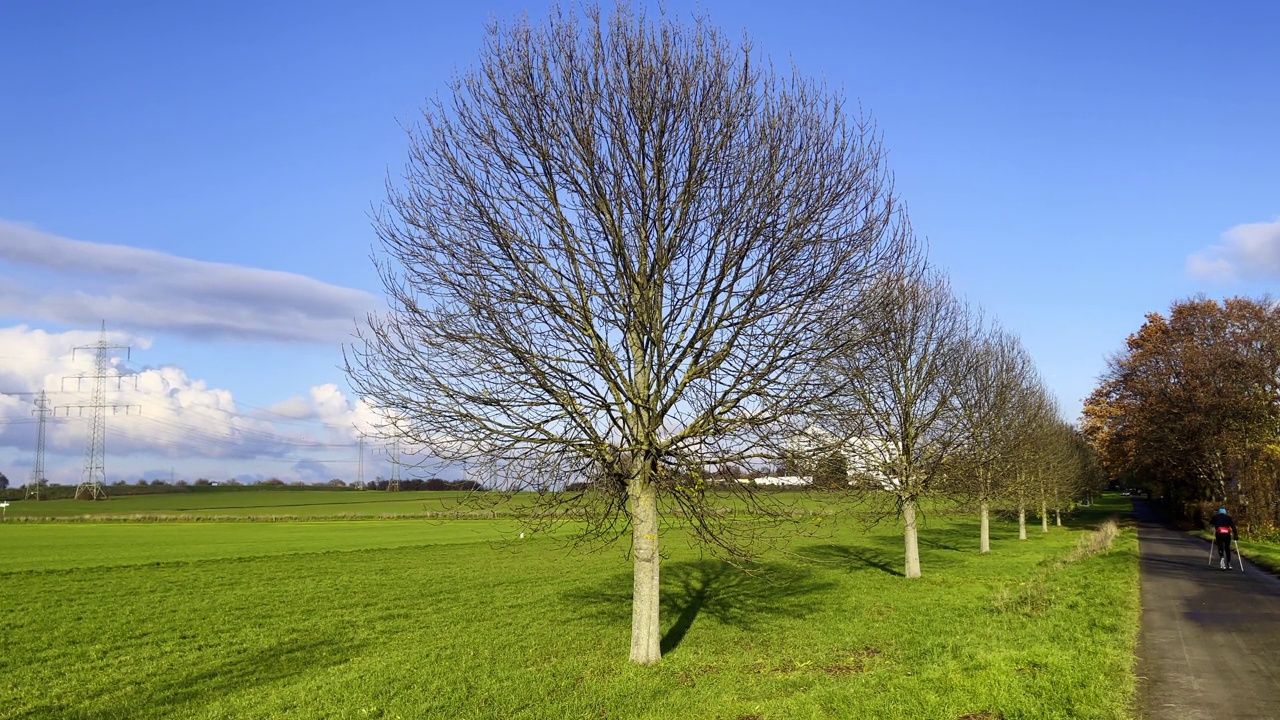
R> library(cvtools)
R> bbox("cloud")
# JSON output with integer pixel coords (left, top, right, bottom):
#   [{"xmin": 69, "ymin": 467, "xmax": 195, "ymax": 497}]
[
  {"xmin": 267, "ymin": 384, "xmax": 383, "ymax": 439},
  {"xmin": 0, "ymin": 220, "xmax": 377, "ymax": 344},
  {"xmin": 0, "ymin": 326, "xmax": 379, "ymax": 483},
  {"xmin": 1187, "ymin": 218, "xmax": 1280, "ymax": 282}
]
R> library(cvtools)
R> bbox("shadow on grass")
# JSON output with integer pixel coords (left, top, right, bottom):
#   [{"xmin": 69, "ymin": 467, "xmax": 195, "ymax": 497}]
[
  {"xmin": 799, "ymin": 542, "xmax": 903, "ymax": 577},
  {"xmin": 563, "ymin": 559, "xmax": 835, "ymax": 656},
  {"xmin": 25, "ymin": 636, "xmax": 361, "ymax": 719},
  {"xmin": 798, "ymin": 523, "xmax": 1021, "ymax": 576}
]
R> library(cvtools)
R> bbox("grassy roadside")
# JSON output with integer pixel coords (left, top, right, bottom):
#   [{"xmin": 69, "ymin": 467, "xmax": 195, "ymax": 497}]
[
  {"xmin": 0, "ymin": 496, "xmax": 1139, "ymax": 719},
  {"xmin": 1191, "ymin": 530, "xmax": 1280, "ymax": 575}
]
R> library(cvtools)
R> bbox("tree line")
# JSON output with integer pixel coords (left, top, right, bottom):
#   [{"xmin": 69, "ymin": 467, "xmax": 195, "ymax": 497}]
[
  {"xmin": 1082, "ymin": 296, "xmax": 1280, "ymax": 536},
  {"xmin": 345, "ymin": 2, "xmax": 1103, "ymax": 664}
]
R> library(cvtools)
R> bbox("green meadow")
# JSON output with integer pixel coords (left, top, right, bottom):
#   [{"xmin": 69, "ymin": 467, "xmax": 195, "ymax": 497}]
[
  {"xmin": 0, "ymin": 492, "xmax": 1138, "ymax": 720},
  {"xmin": 0, "ymin": 489, "xmax": 483, "ymax": 520}
]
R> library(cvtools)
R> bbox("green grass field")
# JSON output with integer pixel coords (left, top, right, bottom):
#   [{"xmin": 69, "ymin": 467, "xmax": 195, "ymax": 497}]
[
  {"xmin": 0, "ymin": 489, "xmax": 485, "ymax": 520},
  {"xmin": 0, "ymin": 492, "xmax": 1138, "ymax": 719}
]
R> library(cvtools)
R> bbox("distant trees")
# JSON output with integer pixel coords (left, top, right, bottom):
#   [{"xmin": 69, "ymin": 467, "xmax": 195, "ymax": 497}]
[
  {"xmin": 953, "ymin": 327, "xmax": 1035, "ymax": 553},
  {"xmin": 346, "ymin": 3, "xmax": 904, "ymax": 663},
  {"xmin": 0, "ymin": 471, "xmax": 8, "ymax": 491},
  {"xmin": 1082, "ymin": 296, "xmax": 1280, "ymax": 535},
  {"xmin": 363, "ymin": 478, "xmax": 483, "ymax": 492},
  {"xmin": 816, "ymin": 260, "xmax": 978, "ymax": 578}
]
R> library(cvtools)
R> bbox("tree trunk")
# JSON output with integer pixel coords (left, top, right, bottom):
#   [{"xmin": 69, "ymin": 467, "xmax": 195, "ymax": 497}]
[
  {"xmin": 1041, "ymin": 500, "xmax": 1049, "ymax": 533},
  {"xmin": 1055, "ymin": 508, "xmax": 1062, "ymax": 527},
  {"xmin": 979, "ymin": 501, "xmax": 990, "ymax": 554},
  {"xmin": 1018, "ymin": 505, "xmax": 1027, "ymax": 540},
  {"xmin": 629, "ymin": 474, "xmax": 661, "ymax": 664},
  {"xmin": 904, "ymin": 497, "xmax": 922, "ymax": 578}
]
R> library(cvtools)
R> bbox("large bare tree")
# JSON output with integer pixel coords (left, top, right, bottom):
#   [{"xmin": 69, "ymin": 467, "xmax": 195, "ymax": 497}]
[{"xmin": 346, "ymin": 3, "xmax": 903, "ymax": 664}]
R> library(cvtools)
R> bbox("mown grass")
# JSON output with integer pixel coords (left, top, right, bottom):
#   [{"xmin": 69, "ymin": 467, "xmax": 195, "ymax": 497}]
[
  {"xmin": 0, "ymin": 496, "xmax": 1137, "ymax": 719},
  {"xmin": 0, "ymin": 490, "xmax": 500, "ymax": 520},
  {"xmin": 0, "ymin": 487, "xmax": 925, "ymax": 522}
]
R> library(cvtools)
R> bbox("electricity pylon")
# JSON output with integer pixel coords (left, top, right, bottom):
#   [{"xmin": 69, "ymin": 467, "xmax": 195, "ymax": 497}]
[
  {"xmin": 357, "ymin": 435, "xmax": 365, "ymax": 487},
  {"xmin": 60, "ymin": 322, "xmax": 139, "ymax": 500},
  {"xmin": 388, "ymin": 437, "xmax": 401, "ymax": 491},
  {"xmin": 26, "ymin": 391, "xmax": 50, "ymax": 500}
]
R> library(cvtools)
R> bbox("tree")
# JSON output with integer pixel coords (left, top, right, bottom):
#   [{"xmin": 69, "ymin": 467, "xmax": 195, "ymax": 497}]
[
  {"xmin": 0, "ymin": 471, "xmax": 8, "ymax": 491},
  {"xmin": 346, "ymin": 3, "xmax": 903, "ymax": 664},
  {"xmin": 953, "ymin": 327, "xmax": 1034, "ymax": 553},
  {"xmin": 1082, "ymin": 296, "xmax": 1280, "ymax": 533},
  {"xmin": 813, "ymin": 450, "xmax": 850, "ymax": 489},
  {"xmin": 1005, "ymin": 382, "xmax": 1057, "ymax": 541},
  {"xmin": 817, "ymin": 262, "xmax": 976, "ymax": 578}
]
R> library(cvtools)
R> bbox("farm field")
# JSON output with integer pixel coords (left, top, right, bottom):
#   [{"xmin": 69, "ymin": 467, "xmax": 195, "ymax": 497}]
[
  {"xmin": 0, "ymin": 492, "xmax": 1139, "ymax": 719},
  {"xmin": 0, "ymin": 489, "xmax": 487, "ymax": 520}
]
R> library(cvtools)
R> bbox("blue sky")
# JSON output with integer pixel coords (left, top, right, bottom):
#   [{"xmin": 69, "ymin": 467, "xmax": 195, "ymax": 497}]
[{"xmin": 2, "ymin": 0, "xmax": 1278, "ymax": 484}]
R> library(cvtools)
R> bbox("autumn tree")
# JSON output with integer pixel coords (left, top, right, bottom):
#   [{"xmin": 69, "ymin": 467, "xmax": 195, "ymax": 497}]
[
  {"xmin": 346, "ymin": 3, "xmax": 904, "ymax": 663},
  {"xmin": 1082, "ymin": 296, "xmax": 1280, "ymax": 533}
]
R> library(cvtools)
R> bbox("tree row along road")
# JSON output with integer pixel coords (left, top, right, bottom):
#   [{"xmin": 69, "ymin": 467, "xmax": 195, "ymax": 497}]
[{"xmin": 1136, "ymin": 500, "xmax": 1280, "ymax": 719}]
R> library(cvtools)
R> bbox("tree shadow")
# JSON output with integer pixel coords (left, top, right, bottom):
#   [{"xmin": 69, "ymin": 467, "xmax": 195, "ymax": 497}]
[
  {"xmin": 797, "ymin": 542, "xmax": 903, "ymax": 577},
  {"xmin": 22, "ymin": 636, "xmax": 361, "ymax": 719},
  {"xmin": 917, "ymin": 535, "xmax": 963, "ymax": 552},
  {"xmin": 563, "ymin": 558, "xmax": 835, "ymax": 656}
]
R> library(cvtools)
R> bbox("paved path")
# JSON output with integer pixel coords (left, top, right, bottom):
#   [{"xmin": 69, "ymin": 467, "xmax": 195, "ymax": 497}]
[{"xmin": 1135, "ymin": 500, "xmax": 1280, "ymax": 719}]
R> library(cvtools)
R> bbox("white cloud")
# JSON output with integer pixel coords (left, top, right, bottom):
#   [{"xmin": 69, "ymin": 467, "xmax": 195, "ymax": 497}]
[
  {"xmin": 267, "ymin": 383, "xmax": 383, "ymax": 439},
  {"xmin": 0, "ymin": 326, "xmax": 385, "ymax": 483},
  {"xmin": 1187, "ymin": 218, "xmax": 1280, "ymax": 282},
  {"xmin": 0, "ymin": 220, "xmax": 377, "ymax": 344}
]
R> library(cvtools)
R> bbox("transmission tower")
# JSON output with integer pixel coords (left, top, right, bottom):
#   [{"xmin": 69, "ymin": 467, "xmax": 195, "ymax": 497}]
[
  {"xmin": 26, "ymin": 391, "xmax": 50, "ymax": 500},
  {"xmin": 388, "ymin": 437, "xmax": 401, "ymax": 492},
  {"xmin": 59, "ymin": 322, "xmax": 139, "ymax": 500},
  {"xmin": 357, "ymin": 435, "xmax": 365, "ymax": 487}
]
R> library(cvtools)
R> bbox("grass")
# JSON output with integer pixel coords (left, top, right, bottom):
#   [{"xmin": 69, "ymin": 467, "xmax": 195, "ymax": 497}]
[
  {"xmin": 0, "ymin": 489, "xmax": 487, "ymax": 520},
  {"xmin": 1192, "ymin": 529, "xmax": 1280, "ymax": 575},
  {"xmin": 1235, "ymin": 539, "xmax": 1280, "ymax": 574},
  {"xmin": 0, "ymin": 493, "xmax": 1138, "ymax": 719}
]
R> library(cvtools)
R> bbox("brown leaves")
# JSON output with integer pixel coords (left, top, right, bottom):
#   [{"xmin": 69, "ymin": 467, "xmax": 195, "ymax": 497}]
[{"xmin": 1082, "ymin": 295, "xmax": 1280, "ymax": 520}]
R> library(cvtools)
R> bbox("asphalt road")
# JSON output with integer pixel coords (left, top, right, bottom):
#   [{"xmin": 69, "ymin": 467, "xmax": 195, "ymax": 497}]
[{"xmin": 1135, "ymin": 500, "xmax": 1280, "ymax": 719}]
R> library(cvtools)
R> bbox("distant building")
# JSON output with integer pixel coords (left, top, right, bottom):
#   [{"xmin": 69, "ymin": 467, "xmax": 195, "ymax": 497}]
[
  {"xmin": 783, "ymin": 426, "xmax": 900, "ymax": 489},
  {"xmin": 741, "ymin": 475, "xmax": 812, "ymax": 487}
]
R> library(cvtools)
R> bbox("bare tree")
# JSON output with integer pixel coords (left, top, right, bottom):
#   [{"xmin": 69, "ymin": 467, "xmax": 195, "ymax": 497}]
[
  {"xmin": 954, "ymin": 326, "xmax": 1034, "ymax": 553},
  {"xmin": 818, "ymin": 260, "xmax": 977, "ymax": 578},
  {"xmin": 1005, "ymin": 382, "xmax": 1057, "ymax": 540},
  {"xmin": 345, "ymin": 3, "xmax": 903, "ymax": 664}
]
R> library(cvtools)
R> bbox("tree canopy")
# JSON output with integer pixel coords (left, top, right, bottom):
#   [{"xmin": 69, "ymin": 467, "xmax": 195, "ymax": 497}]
[
  {"xmin": 347, "ymin": 2, "xmax": 904, "ymax": 663},
  {"xmin": 1082, "ymin": 296, "xmax": 1280, "ymax": 534}
]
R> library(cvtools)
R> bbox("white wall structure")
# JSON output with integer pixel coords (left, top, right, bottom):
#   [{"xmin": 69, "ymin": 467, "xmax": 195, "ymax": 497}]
[
  {"xmin": 786, "ymin": 425, "xmax": 901, "ymax": 489},
  {"xmin": 739, "ymin": 475, "xmax": 812, "ymax": 487}
]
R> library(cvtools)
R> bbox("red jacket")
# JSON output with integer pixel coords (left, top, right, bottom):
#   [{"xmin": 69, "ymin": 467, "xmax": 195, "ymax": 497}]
[{"xmin": 1212, "ymin": 512, "xmax": 1238, "ymax": 540}]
